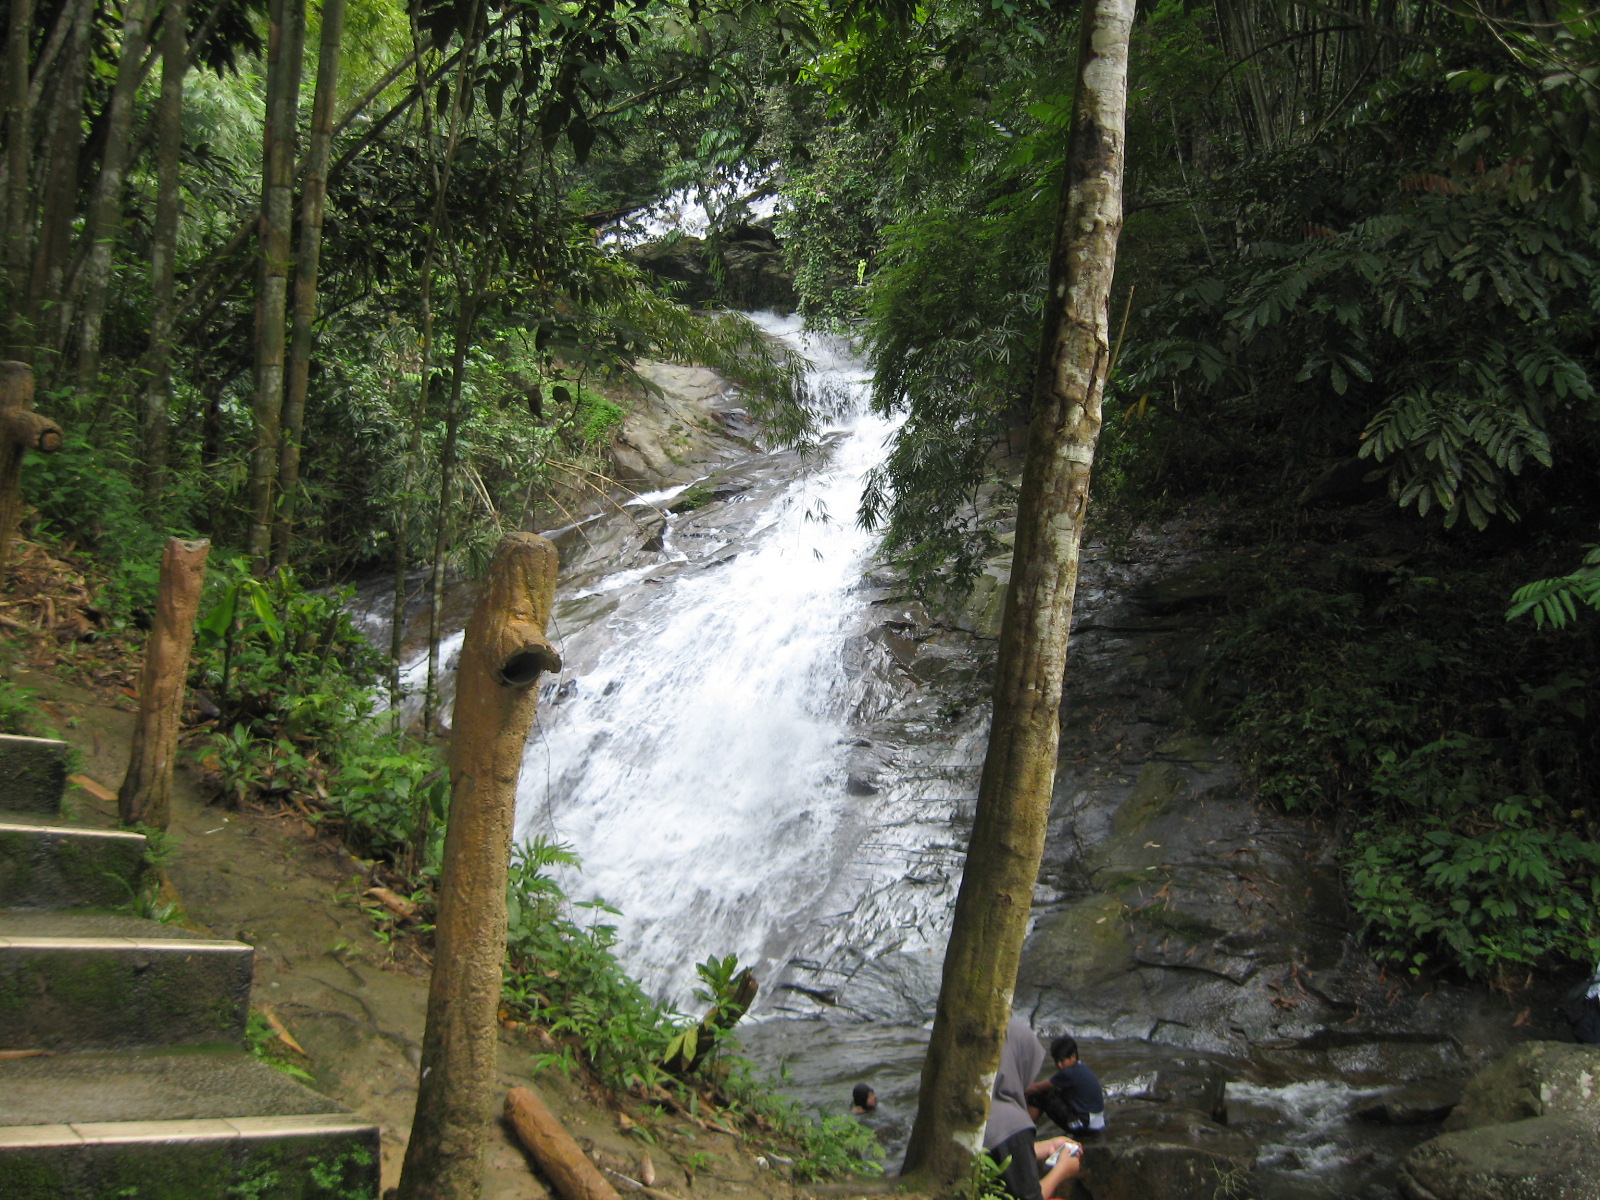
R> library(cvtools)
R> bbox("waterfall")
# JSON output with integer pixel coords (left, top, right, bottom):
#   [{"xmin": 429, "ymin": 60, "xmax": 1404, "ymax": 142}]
[{"xmin": 517, "ymin": 312, "xmax": 918, "ymax": 1006}]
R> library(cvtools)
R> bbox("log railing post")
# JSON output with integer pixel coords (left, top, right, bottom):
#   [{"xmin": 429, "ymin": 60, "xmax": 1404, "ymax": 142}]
[
  {"xmin": 0, "ymin": 361, "xmax": 64, "ymax": 572},
  {"xmin": 119, "ymin": 536, "xmax": 210, "ymax": 830},
  {"xmin": 397, "ymin": 532, "xmax": 561, "ymax": 1200}
]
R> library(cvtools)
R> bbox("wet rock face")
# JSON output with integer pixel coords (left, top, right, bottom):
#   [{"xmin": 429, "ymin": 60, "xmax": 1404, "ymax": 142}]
[
  {"xmin": 627, "ymin": 224, "xmax": 797, "ymax": 313},
  {"xmin": 1012, "ymin": 529, "xmax": 1563, "ymax": 1067}
]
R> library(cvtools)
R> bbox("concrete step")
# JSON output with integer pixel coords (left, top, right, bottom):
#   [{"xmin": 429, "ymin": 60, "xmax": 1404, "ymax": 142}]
[
  {"xmin": 0, "ymin": 820, "xmax": 148, "ymax": 910},
  {"xmin": 0, "ymin": 1049, "xmax": 378, "ymax": 1197},
  {"xmin": 0, "ymin": 734, "xmax": 71, "ymax": 816},
  {"xmin": 0, "ymin": 912, "xmax": 252, "ymax": 1051}
]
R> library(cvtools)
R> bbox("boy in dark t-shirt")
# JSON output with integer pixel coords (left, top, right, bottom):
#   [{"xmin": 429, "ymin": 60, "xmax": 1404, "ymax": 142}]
[{"xmin": 1025, "ymin": 1034, "xmax": 1106, "ymax": 1136}]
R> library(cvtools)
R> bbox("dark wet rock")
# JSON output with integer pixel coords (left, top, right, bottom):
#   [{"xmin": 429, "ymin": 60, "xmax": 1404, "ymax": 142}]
[
  {"xmin": 1441, "ymin": 1042, "xmax": 1600, "ymax": 1132},
  {"xmin": 629, "ymin": 237, "xmax": 716, "ymax": 305},
  {"xmin": 1356, "ymin": 1082, "xmax": 1460, "ymax": 1126},
  {"xmin": 1074, "ymin": 1106, "xmax": 1255, "ymax": 1200},
  {"xmin": 628, "ymin": 224, "xmax": 797, "ymax": 312},
  {"xmin": 1132, "ymin": 1062, "xmax": 1228, "ymax": 1120},
  {"xmin": 1397, "ymin": 1113, "xmax": 1600, "ymax": 1200},
  {"xmin": 719, "ymin": 226, "xmax": 798, "ymax": 312},
  {"xmin": 1127, "ymin": 555, "xmax": 1258, "ymax": 614}
]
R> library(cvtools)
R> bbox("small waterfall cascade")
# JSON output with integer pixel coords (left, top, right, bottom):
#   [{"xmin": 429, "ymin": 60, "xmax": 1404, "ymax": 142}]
[{"xmin": 519, "ymin": 312, "xmax": 931, "ymax": 1006}]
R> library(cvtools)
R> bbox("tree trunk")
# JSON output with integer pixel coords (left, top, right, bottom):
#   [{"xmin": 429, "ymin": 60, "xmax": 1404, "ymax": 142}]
[
  {"xmin": 422, "ymin": 283, "xmax": 474, "ymax": 734},
  {"xmin": 898, "ymin": 0, "xmax": 1135, "ymax": 1186},
  {"xmin": 141, "ymin": 0, "xmax": 187, "ymax": 511},
  {"xmin": 119, "ymin": 537, "xmax": 210, "ymax": 830},
  {"xmin": 273, "ymin": 0, "xmax": 346, "ymax": 567},
  {"xmin": 396, "ymin": 533, "xmax": 561, "ymax": 1200},
  {"xmin": 246, "ymin": 0, "xmax": 306, "ymax": 566},
  {"xmin": 4, "ymin": 0, "xmax": 33, "ymax": 356},
  {"xmin": 0, "ymin": 361, "xmax": 64, "ymax": 569},
  {"xmin": 72, "ymin": 0, "xmax": 154, "ymax": 392},
  {"xmin": 27, "ymin": 0, "xmax": 93, "ymax": 374},
  {"xmin": 395, "ymin": 2, "xmax": 482, "ymax": 726}
]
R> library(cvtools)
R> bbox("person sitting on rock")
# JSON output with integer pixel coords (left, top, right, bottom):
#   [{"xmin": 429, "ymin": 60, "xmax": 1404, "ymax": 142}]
[
  {"xmin": 1026, "ymin": 1034, "xmax": 1106, "ymax": 1136},
  {"xmin": 984, "ymin": 1016, "xmax": 1084, "ymax": 1200}
]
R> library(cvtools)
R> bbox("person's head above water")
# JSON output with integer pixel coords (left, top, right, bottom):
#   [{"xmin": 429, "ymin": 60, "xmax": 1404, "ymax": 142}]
[{"xmin": 851, "ymin": 1083, "xmax": 877, "ymax": 1112}]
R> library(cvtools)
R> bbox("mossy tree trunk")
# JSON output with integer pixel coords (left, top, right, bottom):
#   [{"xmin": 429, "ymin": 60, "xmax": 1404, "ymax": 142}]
[
  {"xmin": 397, "ymin": 533, "xmax": 562, "ymax": 1200},
  {"xmin": 246, "ymin": 0, "xmax": 306, "ymax": 566},
  {"xmin": 72, "ymin": 0, "xmax": 153, "ymax": 392},
  {"xmin": 899, "ymin": 0, "xmax": 1136, "ymax": 1186},
  {"xmin": 274, "ymin": 0, "xmax": 347, "ymax": 566},
  {"xmin": 141, "ymin": 0, "xmax": 187, "ymax": 511}
]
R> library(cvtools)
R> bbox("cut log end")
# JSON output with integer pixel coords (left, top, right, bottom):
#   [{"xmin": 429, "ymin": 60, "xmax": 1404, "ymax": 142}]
[{"xmin": 496, "ymin": 643, "xmax": 562, "ymax": 688}]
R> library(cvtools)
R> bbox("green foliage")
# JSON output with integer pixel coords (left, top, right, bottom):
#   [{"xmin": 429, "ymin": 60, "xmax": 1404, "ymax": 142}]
[
  {"xmin": 192, "ymin": 559, "xmax": 448, "ymax": 874},
  {"xmin": 960, "ymin": 1149, "xmax": 1012, "ymax": 1200},
  {"xmin": 498, "ymin": 842, "xmax": 879, "ymax": 1178},
  {"xmin": 791, "ymin": 1113, "xmax": 885, "ymax": 1181},
  {"xmin": 1508, "ymin": 545, "xmax": 1600, "ymax": 628},
  {"xmin": 1348, "ymin": 749, "xmax": 1600, "ymax": 977},
  {"xmin": 502, "ymin": 837, "xmax": 677, "ymax": 1091},
  {"xmin": 1216, "ymin": 561, "xmax": 1600, "ymax": 980},
  {"xmin": 21, "ymin": 389, "xmax": 198, "ymax": 619}
]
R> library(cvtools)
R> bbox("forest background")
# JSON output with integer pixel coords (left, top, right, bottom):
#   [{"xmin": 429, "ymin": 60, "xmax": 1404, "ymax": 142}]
[{"xmin": 0, "ymin": 0, "xmax": 1597, "ymax": 1100}]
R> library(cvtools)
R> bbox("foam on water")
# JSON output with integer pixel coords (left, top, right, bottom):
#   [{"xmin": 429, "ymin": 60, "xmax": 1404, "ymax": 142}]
[{"xmin": 517, "ymin": 313, "xmax": 896, "ymax": 1003}]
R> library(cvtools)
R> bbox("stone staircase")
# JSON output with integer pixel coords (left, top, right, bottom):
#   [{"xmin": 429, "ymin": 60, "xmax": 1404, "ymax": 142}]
[{"xmin": 0, "ymin": 732, "xmax": 381, "ymax": 1199}]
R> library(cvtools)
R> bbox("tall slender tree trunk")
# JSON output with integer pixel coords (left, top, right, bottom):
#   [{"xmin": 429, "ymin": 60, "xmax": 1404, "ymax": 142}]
[
  {"xmin": 4, "ymin": 0, "xmax": 33, "ymax": 356},
  {"xmin": 422, "ymin": 277, "xmax": 475, "ymax": 734},
  {"xmin": 27, "ymin": 0, "xmax": 93, "ymax": 375},
  {"xmin": 899, "ymin": 0, "xmax": 1135, "ymax": 1186},
  {"xmin": 246, "ymin": 0, "xmax": 306, "ymax": 566},
  {"xmin": 273, "ymin": 0, "xmax": 346, "ymax": 567},
  {"xmin": 73, "ymin": 0, "xmax": 154, "ymax": 392},
  {"xmin": 390, "ymin": 0, "xmax": 481, "ymax": 722},
  {"xmin": 141, "ymin": 0, "xmax": 187, "ymax": 509}
]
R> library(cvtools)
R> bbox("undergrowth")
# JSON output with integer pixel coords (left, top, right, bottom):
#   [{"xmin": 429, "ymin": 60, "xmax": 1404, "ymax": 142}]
[
  {"xmin": 501, "ymin": 837, "xmax": 883, "ymax": 1179},
  {"xmin": 1212, "ymin": 551, "xmax": 1600, "ymax": 982},
  {"xmin": 182, "ymin": 564, "xmax": 878, "ymax": 1180}
]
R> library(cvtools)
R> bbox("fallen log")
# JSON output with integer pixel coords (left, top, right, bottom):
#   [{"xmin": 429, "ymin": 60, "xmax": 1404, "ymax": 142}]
[{"xmin": 504, "ymin": 1085, "xmax": 623, "ymax": 1200}]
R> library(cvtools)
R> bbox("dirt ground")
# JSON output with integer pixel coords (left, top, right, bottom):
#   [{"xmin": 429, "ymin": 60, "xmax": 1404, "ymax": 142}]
[{"xmin": 10, "ymin": 656, "xmax": 899, "ymax": 1200}]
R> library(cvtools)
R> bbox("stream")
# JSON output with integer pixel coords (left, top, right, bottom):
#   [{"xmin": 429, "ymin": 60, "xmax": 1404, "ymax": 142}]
[{"xmin": 365, "ymin": 312, "xmax": 1548, "ymax": 1200}]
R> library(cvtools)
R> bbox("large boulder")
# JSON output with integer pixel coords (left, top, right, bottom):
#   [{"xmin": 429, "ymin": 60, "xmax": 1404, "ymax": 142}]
[
  {"xmin": 1396, "ymin": 1043, "xmax": 1600, "ymax": 1200},
  {"xmin": 1072, "ymin": 1106, "xmax": 1255, "ymax": 1200},
  {"xmin": 1442, "ymin": 1042, "xmax": 1600, "ymax": 1131},
  {"xmin": 1397, "ymin": 1113, "xmax": 1600, "ymax": 1200}
]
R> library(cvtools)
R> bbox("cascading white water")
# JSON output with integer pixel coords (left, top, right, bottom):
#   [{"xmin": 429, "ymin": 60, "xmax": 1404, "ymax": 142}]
[{"xmin": 516, "ymin": 313, "xmax": 907, "ymax": 1005}]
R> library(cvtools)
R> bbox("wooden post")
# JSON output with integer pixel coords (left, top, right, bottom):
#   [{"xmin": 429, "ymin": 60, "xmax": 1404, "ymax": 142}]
[
  {"xmin": 0, "ymin": 361, "xmax": 63, "ymax": 571},
  {"xmin": 503, "ymin": 1087, "xmax": 623, "ymax": 1200},
  {"xmin": 397, "ymin": 532, "xmax": 561, "ymax": 1200},
  {"xmin": 119, "ymin": 537, "xmax": 211, "ymax": 830}
]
